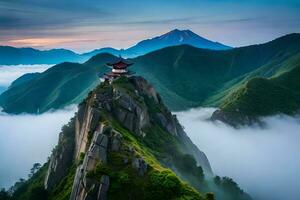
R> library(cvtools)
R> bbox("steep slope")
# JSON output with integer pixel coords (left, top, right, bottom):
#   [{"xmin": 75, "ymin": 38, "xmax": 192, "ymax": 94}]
[
  {"xmin": 0, "ymin": 86, "xmax": 6, "ymax": 94},
  {"xmin": 9, "ymin": 76, "xmax": 251, "ymax": 200},
  {"xmin": 1, "ymin": 33, "xmax": 300, "ymax": 114},
  {"xmin": 8, "ymin": 73, "xmax": 40, "ymax": 89},
  {"xmin": 0, "ymin": 54, "xmax": 115, "ymax": 113},
  {"xmin": 211, "ymin": 63, "xmax": 300, "ymax": 126},
  {"xmin": 0, "ymin": 46, "xmax": 82, "ymax": 65}
]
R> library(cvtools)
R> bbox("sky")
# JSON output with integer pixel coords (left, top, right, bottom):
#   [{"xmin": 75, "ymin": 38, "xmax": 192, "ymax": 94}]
[{"xmin": 1, "ymin": 0, "xmax": 300, "ymax": 52}]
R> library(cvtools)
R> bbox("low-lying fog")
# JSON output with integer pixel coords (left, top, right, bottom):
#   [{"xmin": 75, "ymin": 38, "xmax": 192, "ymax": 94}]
[
  {"xmin": 175, "ymin": 108, "xmax": 300, "ymax": 200},
  {"xmin": 0, "ymin": 107, "xmax": 76, "ymax": 189},
  {"xmin": 0, "ymin": 64, "xmax": 51, "ymax": 94}
]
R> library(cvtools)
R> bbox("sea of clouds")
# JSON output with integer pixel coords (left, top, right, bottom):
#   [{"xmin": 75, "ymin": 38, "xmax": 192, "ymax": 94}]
[
  {"xmin": 0, "ymin": 64, "xmax": 51, "ymax": 94},
  {"xmin": 175, "ymin": 108, "xmax": 300, "ymax": 200},
  {"xmin": 0, "ymin": 106, "xmax": 76, "ymax": 189},
  {"xmin": 0, "ymin": 64, "xmax": 71, "ymax": 189}
]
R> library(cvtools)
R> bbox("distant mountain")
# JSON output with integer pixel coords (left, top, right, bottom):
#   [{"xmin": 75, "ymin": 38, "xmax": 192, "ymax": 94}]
[
  {"xmin": 0, "ymin": 29, "xmax": 231, "ymax": 65},
  {"xmin": 1, "ymin": 33, "xmax": 300, "ymax": 114},
  {"xmin": 125, "ymin": 29, "xmax": 231, "ymax": 57},
  {"xmin": 81, "ymin": 47, "xmax": 123, "ymax": 60},
  {"xmin": 0, "ymin": 86, "xmax": 6, "ymax": 94},
  {"xmin": 83, "ymin": 29, "xmax": 232, "ymax": 58},
  {"xmin": 0, "ymin": 46, "xmax": 83, "ymax": 65}
]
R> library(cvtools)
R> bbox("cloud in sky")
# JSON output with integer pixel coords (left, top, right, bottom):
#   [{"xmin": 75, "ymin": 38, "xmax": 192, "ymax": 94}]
[
  {"xmin": 0, "ymin": 106, "xmax": 76, "ymax": 189},
  {"xmin": 0, "ymin": 0, "xmax": 299, "ymax": 52},
  {"xmin": 175, "ymin": 108, "xmax": 300, "ymax": 200}
]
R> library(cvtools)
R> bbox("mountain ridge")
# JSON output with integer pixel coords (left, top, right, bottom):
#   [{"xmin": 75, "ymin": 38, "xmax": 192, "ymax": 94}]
[
  {"xmin": 211, "ymin": 58, "xmax": 300, "ymax": 126},
  {"xmin": 1, "ymin": 33, "xmax": 300, "ymax": 118},
  {"xmin": 0, "ymin": 29, "xmax": 231, "ymax": 65},
  {"xmin": 0, "ymin": 46, "xmax": 82, "ymax": 65}
]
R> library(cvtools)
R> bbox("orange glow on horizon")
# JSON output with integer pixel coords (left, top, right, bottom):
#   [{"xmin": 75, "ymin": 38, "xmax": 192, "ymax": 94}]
[{"xmin": 8, "ymin": 38, "xmax": 85, "ymax": 48}]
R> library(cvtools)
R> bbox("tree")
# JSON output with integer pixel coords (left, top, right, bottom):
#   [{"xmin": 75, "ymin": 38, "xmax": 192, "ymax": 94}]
[
  {"xmin": 205, "ymin": 192, "xmax": 215, "ymax": 200},
  {"xmin": 8, "ymin": 178, "xmax": 25, "ymax": 194},
  {"xmin": 29, "ymin": 163, "xmax": 41, "ymax": 178},
  {"xmin": 214, "ymin": 176, "xmax": 221, "ymax": 185},
  {"xmin": 0, "ymin": 189, "xmax": 10, "ymax": 200},
  {"xmin": 28, "ymin": 186, "xmax": 48, "ymax": 200}
]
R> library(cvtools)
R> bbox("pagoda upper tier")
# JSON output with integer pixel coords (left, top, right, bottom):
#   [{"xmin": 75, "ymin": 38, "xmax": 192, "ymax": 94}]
[
  {"xmin": 106, "ymin": 57, "xmax": 133, "ymax": 69},
  {"xmin": 104, "ymin": 57, "xmax": 134, "ymax": 80}
]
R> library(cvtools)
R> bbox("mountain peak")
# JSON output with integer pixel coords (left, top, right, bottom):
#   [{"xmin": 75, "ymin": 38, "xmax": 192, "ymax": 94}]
[
  {"xmin": 126, "ymin": 29, "xmax": 232, "ymax": 55},
  {"xmin": 168, "ymin": 28, "xmax": 189, "ymax": 33},
  {"xmin": 169, "ymin": 28, "xmax": 192, "ymax": 33},
  {"xmin": 162, "ymin": 29, "xmax": 196, "ymax": 38}
]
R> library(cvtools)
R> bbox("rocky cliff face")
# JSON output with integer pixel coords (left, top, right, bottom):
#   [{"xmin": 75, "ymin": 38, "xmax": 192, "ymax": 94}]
[
  {"xmin": 211, "ymin": 109, "xmax": 249, "ymax": 127},
  {"xmin": 44, "ymin": 118, "xmax": 76, "ymax": 191},
  {"xmin": 43, "ymin": 76, "xmax": 212, "ymax": 199},
  {"xmin": 41, "ymin": 76, "xmax": 251, "ymax": 200}
]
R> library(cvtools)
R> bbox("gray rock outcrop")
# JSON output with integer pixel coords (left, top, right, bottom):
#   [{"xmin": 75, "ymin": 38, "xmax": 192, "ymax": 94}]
[
  {"xmin": 75, "ymin": 95, "xmax": 102, "ymax": 160},
  {"xmin": 111, "ymin": 130, "xmax": 122, "ymax": 152},
  {"xmin": 70, "ymin": 123, "xmax": 110, "ymax": 200},
  {"xmin": 132, "ymin": 157, "xmax": 148, "ymax": 176},
  {"xmin": 112, "ymin": 90, "xmax": 150, "ymax": 136},
  {"xmin": 44, "ymin": 119, "xmax": 75, "ymax": 190}
]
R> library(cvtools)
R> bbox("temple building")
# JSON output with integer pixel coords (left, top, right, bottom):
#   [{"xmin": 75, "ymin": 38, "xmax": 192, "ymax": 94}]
[{"xmin": 104, "ymin": 57, "xmax": 134, "ymax": 81}]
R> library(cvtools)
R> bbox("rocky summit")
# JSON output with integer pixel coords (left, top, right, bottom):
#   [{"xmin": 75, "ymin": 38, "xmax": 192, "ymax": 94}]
[{"xmin": 11, "ymin": 76, "xmax": 252, "ymax": 200}]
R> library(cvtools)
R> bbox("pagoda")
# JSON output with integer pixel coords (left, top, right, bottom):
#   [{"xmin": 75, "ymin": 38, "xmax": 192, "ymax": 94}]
[{"xmin": 104, "ymin": 56, "xmax": 134, "ymax": 81}]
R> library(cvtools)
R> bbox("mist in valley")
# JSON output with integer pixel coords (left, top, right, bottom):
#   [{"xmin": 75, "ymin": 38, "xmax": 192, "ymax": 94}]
[
  {"xmin": 0, "ymin": 107, "xmax": 76, "ymax": 189},
  {"xmin": 175, "ymin": 108, "xmax": 300, "ymax": 200},
  {"xmin": 0, "ymin": 64, "xmax": 51, "ymax": 94},
  {"xmin": 0, "ymin": 64, "xmax": 58, "ymax": 188}
]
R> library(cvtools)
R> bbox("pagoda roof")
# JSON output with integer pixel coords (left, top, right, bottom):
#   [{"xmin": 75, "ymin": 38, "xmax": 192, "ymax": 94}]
[{"xmin": 106, "ymin": 57, "xmax": 133, "ymax": 69}]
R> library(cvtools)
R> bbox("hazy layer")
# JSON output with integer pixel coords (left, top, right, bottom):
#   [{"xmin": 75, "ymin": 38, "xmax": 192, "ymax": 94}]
[
  {"xmin": 175, "ymin": 108, "xmax": 300, "ymax": 200},
  {"xmin": 0, "ymin": 64, "xmax": 50, "ymax": 94},
  {"xmin": 0, "ymin": 107, "xmax": 76, "ymax": 189}
]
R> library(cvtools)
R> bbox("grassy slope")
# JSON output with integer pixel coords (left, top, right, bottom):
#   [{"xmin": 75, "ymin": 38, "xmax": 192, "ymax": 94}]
[
  {"xmin": 0, "ymin": 54, "xmax": 115, "ymax": 113},
  {"xmin": 1, "ymin": 34, "xmax": 300, "ymax": 113},
  {"xmin": 132, "ymin": 33, "xmax": 300, "ymax": 110},
  {"xmin": 204, "ymin": 51, "xmax": 300, "ymax": 106},
  {"xmin": 218, "ymin": 63, "xmax": 300, "ymax": 124}
]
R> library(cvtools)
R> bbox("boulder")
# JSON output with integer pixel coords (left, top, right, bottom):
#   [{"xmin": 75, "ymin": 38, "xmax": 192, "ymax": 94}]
[
  {"xmin": 131, "ymin": 76, "xmax": 160, "ymax": 103},
  {"xmin": 111, "ymin": 130, "xmax": 122, "ymax": 152},
  {"xmin": 97, "ymin": 175, "xmax": 110, "ymax": 200},
  {"xmin": 87, "ymin": 130, "xmax": 108, "ymax": 168},
  {"xmin": 132, "ymin": 157, "xmax": 148, "ymax": 176}
]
